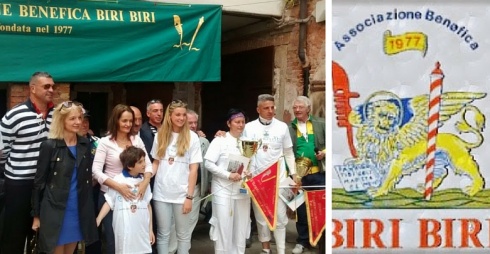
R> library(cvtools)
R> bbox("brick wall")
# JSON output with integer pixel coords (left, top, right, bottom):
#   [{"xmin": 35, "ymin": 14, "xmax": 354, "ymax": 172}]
[
  {"xmin": 7, "ymin": 83, "xmax": 71, "ymax": 109},
  {"xmin": 222, "ymin": 0, "xmax": 325, "ymax": 118},
  {"xmin": 8, "ymin": 84, "xmax": 29, "ymax": 109},
  {"xmin": 306, "ymin": 1, "xmax": 326, "ymax": 84}
]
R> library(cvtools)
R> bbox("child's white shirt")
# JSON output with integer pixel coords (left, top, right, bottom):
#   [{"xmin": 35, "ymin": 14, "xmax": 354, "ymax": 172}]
[{"xmin": 105, "ymin": 172, "xmax": 153, "ymax": 254}]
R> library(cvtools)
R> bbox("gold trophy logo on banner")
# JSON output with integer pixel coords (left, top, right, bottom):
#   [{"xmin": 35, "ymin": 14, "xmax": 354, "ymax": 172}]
[{"xmin": 238, "ymin": 139, "xmax": 262, "ymax": 193}]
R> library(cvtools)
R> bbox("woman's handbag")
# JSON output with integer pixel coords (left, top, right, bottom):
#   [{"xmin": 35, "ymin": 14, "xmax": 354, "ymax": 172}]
[{"xmin": 30, "ymin": 230, "xmax": 39, "ymax": 254}]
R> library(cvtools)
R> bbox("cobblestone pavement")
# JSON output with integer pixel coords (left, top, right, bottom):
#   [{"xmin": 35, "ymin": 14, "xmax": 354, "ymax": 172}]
[{"xmin": 189, "ymin": 219, "xmax": 319, "ymax": 254}]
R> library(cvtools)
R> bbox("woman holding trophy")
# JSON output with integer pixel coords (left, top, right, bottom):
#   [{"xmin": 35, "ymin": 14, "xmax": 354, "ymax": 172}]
[{"xmin": 204, "ymin": 108, "xmax": 251, "ymax": 254}]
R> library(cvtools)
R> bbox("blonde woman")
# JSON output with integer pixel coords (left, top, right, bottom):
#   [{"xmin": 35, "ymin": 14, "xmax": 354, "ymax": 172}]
[
  {"xmin": 151, "ymin": 100, "xmax": 202, "ymax": 254},
  {"xmin": 31, "ymin": 101, "xmax": 98, "ymax": 254}
]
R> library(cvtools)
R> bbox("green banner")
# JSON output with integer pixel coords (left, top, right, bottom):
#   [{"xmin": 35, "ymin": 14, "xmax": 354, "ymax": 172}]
[{"xmin": 0, "ymin": 0, "xmax": 221, "ymax": 82}]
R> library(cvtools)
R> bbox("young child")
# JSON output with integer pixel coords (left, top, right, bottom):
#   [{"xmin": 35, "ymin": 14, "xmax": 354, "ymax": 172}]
[{"xmin": 96, "ymin": 146, "xmax": 155, "ymax": 254}]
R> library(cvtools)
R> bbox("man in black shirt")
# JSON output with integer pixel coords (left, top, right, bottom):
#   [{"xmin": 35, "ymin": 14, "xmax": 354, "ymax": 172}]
[{"xmin": 140, "ymin": 99, "xmax": 163, "ymax": 161}]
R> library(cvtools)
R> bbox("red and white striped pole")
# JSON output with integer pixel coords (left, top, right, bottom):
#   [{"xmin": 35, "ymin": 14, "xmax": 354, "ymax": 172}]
[{"xmin": 425, "ymin": 62, "xmax": 444, "ymax": 200}]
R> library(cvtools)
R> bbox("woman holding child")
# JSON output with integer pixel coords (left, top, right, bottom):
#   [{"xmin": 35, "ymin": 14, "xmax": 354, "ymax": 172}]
[
  {"xmin": 31, "ymin": 101, "xmax": 98, "ymax": 254},
  {"xmin": 96, "ymin": 146, "xmax": 154, "ymax": 253},
  {"xmin": 151, "ymin": 100, "xmax": 202, "ymax": 254},
  {"xmin": 92, "ymin": 104, "xmax": 153, "ymax": 254}
]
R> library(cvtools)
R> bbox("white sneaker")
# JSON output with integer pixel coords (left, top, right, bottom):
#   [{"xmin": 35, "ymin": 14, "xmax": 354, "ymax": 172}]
[{"xmin": 292, "ymin": 244, "xmax": 305, "ymax": 254}]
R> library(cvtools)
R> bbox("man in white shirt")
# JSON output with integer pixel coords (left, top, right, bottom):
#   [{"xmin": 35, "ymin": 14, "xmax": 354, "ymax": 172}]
[{"xmin": 242, "ymin": 94, "xmax": 298, "ymax": 254}]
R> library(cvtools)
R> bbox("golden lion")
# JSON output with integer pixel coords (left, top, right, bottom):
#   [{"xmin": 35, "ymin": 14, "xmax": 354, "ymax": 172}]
[{"xmin": 348, "ymin": 92, "xmax": 486, "ymax": 198}]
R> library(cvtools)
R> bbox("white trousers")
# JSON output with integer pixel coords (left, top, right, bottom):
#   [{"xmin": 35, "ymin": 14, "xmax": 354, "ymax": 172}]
[
  {"xmin": 209, "ymin": 195, "xmax": 251, "ymax": 254},
  {"xmin": 168, "ymin": 186, "xmax": 200, "ymax": 254},
  {"xmin": 252, "ymin": 198, "xmax": 288, "ymax": 254},
  {"xmin": 154, "ymin": 201, "xmax": 193, "ymax": 254}
]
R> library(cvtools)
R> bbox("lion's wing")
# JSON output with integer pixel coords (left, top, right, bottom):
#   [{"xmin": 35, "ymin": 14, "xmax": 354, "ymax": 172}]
[
  {"xmin": 439, "ymin": 92, "xmax": 486, "ymax": 122},
  {"xmin": 398, "ymin": 92, "xmax": 486, "ymax": 148},
  {"xmin": 397, "ymin": 95, "xmax": 428, "ymax": 148}
]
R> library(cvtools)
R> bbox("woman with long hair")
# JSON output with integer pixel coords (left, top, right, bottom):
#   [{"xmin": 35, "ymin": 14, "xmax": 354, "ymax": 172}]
[
  {"xmin": 151, "ymin": 100, "xmax": 202, "ymax": 254},
  {"xmin": 204, "ymin": 108, "xmax": 250, "ymax": 254},
  {"xmin": 31, "ymin": 101, "xmax": 98, "ymax": 254},
  {"xmin": 92, "ymin": 104, "xmax": 153, "ymax": 254}
]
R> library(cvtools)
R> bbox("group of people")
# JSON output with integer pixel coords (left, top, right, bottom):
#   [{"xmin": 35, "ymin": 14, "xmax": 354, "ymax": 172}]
[{"xmin": 0, "ymin": 71, "xmax": 325, "ymax": 254}]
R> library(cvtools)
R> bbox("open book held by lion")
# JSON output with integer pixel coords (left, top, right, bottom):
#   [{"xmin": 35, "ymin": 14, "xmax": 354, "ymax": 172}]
[{"xmin": 347, "ymin": 91, "xmax": 486, "ymax": 198}]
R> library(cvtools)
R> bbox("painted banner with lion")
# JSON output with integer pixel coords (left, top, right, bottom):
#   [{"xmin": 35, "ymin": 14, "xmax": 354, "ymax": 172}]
[{"xmin": 332, "ymin": 1, "xmax": 490, "ymax": 252}]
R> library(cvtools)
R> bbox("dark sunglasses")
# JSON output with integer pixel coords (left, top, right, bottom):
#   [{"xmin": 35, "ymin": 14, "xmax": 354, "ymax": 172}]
[
  {"xmin": 60, "ymin": 101, "xmax": 83, "ymax": 111},
  {"xmin": 42, "ymin": 84, "xmax": 56, "ymax": 90},
  {"xmin": 146, "ymin": 99, "xmax": 162, "ymax": 108},
  {"xmin": 148, "ymin": 99, "xmax": 162, "ymax": 104}
]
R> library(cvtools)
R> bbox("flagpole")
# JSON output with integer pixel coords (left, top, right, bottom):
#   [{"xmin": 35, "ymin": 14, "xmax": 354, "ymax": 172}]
[
  {"xmin": 195, "ymin": 181, "xmax": 236, "ymax": 203},
  {"xmin": 197, "ymin": 162, "xmax": 326, "ymax": 203},
  {"xmin": 279, "ymin": 185, "xmax": 326, "ymax": 189},
  {"xmin": 195, "ymin": 178, "xmax": 323, "ymax": 203}
]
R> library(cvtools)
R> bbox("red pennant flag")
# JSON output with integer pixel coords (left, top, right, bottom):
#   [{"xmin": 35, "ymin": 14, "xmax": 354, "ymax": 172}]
[
  {"xmin": 245, "ymin": 161, "xmax": 279, "ymax": 231},
  {"xmin": 305, "ymin": 190, "xmax": 326, "ymax": 246}
]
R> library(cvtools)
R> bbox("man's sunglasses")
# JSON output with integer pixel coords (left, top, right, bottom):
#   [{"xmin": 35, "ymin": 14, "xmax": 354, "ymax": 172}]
[{"xmin": 42, "ymin": 84, "xmax": 56, "ymax": 90}]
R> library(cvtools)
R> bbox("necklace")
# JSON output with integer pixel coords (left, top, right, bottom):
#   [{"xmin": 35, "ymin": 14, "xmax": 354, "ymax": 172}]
[{"xmin": 116, "ymin": 138, "xmax": 131, "ymax": 148}]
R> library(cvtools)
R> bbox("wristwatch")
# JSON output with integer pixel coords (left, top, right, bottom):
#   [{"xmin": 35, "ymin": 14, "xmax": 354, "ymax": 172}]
[{"xmin": 186, "ymin": 194, "xmax": 194, "ymax": 200}]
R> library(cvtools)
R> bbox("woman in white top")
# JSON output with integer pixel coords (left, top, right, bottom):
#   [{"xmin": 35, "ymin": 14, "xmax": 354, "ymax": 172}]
[
  {"xmin": 151, "ymin": 100, "xmax": 202, "ymax": 254},
  {"xmin": 92, "ymin": 104, "xmax": 153, "ymax": 254},
  {"xmin": 204, "ymin": 108, "xmax": 250, "ymax": 254}
]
